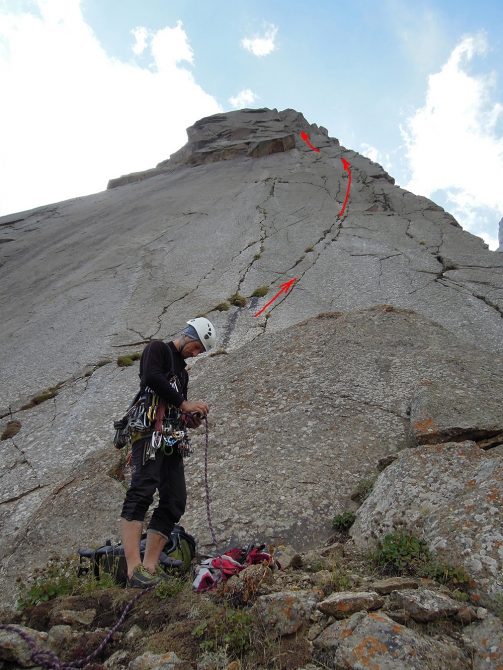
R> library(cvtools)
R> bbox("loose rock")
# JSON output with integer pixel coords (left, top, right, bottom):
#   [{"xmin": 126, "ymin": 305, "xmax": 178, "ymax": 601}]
[
  {"xmin": 389, "ymin": 589, "xmax": 461, "ymax": 622},
  {"xmin": 318, "ymin": 591, "xmax": 384, "ymax": 618},
  {"xmin": 251, "ymin": 590, "xmax": 319, "ymax": 636}
]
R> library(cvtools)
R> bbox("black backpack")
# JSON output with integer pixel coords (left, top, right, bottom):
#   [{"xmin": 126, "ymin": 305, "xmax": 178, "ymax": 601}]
[{"xmin": 78, "ymin": 525, "xmax": 196, "ymax": 585}]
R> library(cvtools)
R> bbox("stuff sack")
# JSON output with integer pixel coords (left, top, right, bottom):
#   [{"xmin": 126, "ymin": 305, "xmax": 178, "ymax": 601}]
[{"xmin": 78, "ymin": 524, "xmax": 196, "ymax": 585}]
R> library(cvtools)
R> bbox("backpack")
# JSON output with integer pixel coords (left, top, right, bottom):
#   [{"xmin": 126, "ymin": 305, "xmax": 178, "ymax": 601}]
[{"xmin": 78, "ymin": 525, "xmax": 196, "ymax": 585}]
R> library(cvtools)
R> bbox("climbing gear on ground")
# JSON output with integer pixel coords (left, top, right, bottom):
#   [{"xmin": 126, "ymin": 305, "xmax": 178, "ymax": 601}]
[
  {"xmin": 193, "ymin": 544, "xmax": 282, "ymax": 591},
  {"xmin": 78, "ymin": 525, "xmax": 195, "ymax": 585},
  {"xmin": 0, "ymin": 587, "xmax": 153, "ymax": 669},
  {"xmin": 127, "ymin": 564, "xmax": 163, "ymax": 589},
  {"xmin": 186, "ymin": 317, "xmax": 216, "ymax": 351},
  {"xmin": 113, "ymin": 387, "xmax": 194, "ymax": 459}
]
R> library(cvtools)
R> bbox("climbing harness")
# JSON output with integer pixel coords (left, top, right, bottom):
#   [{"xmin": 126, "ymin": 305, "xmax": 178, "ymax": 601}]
[
  {"xmin": 0, "ymin": 587, "xmax": 154, "ymax": 670},
  {"xmin": 114, "ymin": 387, "xmax": 193, "ymax": 462}
]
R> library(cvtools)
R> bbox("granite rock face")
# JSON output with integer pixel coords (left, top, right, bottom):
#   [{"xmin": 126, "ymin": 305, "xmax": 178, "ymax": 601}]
[{"xmin": 1, "ymin": 108, "xmax": 503, "ymax": 620}]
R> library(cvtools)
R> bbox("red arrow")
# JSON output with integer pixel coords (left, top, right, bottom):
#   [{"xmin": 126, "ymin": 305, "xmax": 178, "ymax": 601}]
[
  {"xmin": 338, "ymin": 158, "xmax": 352, "ymax": 216},
  {"xmin": 300, "ymin": 131, "xmax": 320, "ymax": 153},
  {"xmin": 254, "ymin": 278, "xmax": 297, "ymax": 317}
]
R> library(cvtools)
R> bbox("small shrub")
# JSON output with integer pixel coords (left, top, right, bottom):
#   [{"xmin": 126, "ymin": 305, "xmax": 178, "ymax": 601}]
[
  {"xmin": 332, "ymin": 511, "xmax": 356, "ymax": 531},
  {"xmin": 373, "ymin": 530, "xmax": 469, "ymax": 586},
  {"xmin": 214, "ymin": 301, "xmax": 230, "ymax": 312},
  {"xmin": 192, "ymin": 607, "xmax": 252, "ymax": 656},
  {"xmin": 154, "ymin": 575, "xmax": 186, "ymax": 599},
  {"xmin": 251, "ymin": 286, "xmax": 269, "ymax": 298},
  {"xmin": 1, "ymin": 419, "xmax": 21, "ymax": 440},
  {"xmin": 117, "ymin": 352, "xmax": 141, "ymax": 367},
  {"xmin": 229, "ymin": 293, "xmax": 247, "ymax": 308},
  {"xmin": 373, "ymin": 531, "xmax": 429, "ymax": 571}
]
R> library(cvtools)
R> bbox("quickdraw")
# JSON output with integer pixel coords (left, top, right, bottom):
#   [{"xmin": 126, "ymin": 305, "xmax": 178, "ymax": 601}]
[{"xmin": 114, "ymin": 388, "xmax": 194, "ymax": 461}]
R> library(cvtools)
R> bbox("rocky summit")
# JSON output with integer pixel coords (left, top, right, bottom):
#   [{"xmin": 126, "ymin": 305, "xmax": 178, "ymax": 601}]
[{"xmin": 0, "ymin": 108, "xmax": 502, "ymax": 669}]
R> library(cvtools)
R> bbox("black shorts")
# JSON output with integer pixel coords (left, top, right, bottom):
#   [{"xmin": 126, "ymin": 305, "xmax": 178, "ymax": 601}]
[{"xmin": 121, "ymin": 431, "xmax": 187, "ymax": 539}]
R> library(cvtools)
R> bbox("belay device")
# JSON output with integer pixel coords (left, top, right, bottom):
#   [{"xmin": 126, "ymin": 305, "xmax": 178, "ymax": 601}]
[{"xmin": 78, "ymin": 525, "xmax": 196, "ymax": 585}]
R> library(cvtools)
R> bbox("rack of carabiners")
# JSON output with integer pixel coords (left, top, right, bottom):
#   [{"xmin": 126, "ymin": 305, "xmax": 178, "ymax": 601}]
[{"xmin": 126, "ymin": 387, "xmax": 193, "ymax": 461}]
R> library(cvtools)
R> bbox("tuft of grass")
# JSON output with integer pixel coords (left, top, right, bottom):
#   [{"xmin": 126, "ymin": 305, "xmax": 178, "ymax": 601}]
[
  {"xmin": 305, "ymin": 246, "xmax": 314, "ymax": 252},
  {"xmin": 351, "ymin": 475, "xmax": 377, "ymax": 504},
  {"xmin": 332, "ymin": 511, "xmax": 356, "ymax": 531},
  {"xmin": 253, "ymin": 254, "xmax": 261, "ymax": 260},
  {"xmin": 195, "ymin": 313, "xmax": 207, "ymax": 318},
  {"xmin": 117, "ymin": 352, "xmax": 141, "ymax": 367},
  {"xmin": 229, "ymin": 293, "xmax": 247, "ymax": 308},
  {"xmin": 17, "ymin": 556, "xmax": 119, "ymax": 610},
  {"xmin": 251, "ymin": 286, "xmax": 269, "ymax": 298},
  {"xmin": 213, "ymin": 301, "xmax": 230, "ymax": 312},
  {"xmin": 1, "ymin": 419, "xmax": 21, "ymax": 440},
  {"xmin": 154, "ymin": 575, "xmax": 186, "ymax": 599}
]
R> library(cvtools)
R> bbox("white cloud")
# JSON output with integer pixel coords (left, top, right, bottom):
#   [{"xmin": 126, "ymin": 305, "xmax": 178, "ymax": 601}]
[
  {"xmin": 402, "ymin": 34, "xmax": 503, "ymax": 249},
  {"xmin": 0, "ymin": 1, "xmax": 220, "ymax": 216},
  {"xmin": 229, "ymin": 89, "xmax": 257, "ymax": 109},
  {"xmin": 131, "ymin": 26, "xmax": 149, "ymax": 55},
  {"xmin": 360, "ymin": 143, "xmax": 394, "ymax": 172},
  {"xmin": 241, "ymin": 23, "xmax": 277, "ymax": 57}
]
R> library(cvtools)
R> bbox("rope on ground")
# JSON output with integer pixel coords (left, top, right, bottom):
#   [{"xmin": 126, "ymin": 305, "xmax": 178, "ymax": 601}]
[{"xmin": 0, "ymin": 586, "xmax": 154, "ymax": 669}]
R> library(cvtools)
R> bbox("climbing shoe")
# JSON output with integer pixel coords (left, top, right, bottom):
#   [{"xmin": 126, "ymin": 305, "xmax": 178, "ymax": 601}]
[
  {"xmin": 154, "ymin": 564, "xmax": 171, "ymax": 581},
  {"xmin": 128, "ymin": 565, "xmax": 162, "ymax": 589}
]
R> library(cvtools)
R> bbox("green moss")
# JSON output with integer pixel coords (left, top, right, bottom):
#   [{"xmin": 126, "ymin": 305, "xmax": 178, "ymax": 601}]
[
  {"xmin": 1, "ymin": 419, "xmax": 21, "ymax": 440},
  {"xmin": 213, "ymin": 302, "xmax": 230, "ymax": 312},
  {"xmin": 251, "ymin": 286, "xmax": 269, "ymax": 298},
  {"xmin": 117, "ymin": 352, "xmax": 141, "ymax": 367},
  {"xmin": 229, "ymin": 293, "xmax": 247, "ymax": 308},
  {"xmin": 209, "ymin": 348, "xmax": 228, "ymax": 357},
  {"xmin": 20, "ymin": 385, "xmax": 61, "ymax": 410}
]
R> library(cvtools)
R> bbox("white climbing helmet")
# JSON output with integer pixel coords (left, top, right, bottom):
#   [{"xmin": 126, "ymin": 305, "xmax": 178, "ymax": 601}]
[{"xmin": 186, "ymin": 317, "xmax": 217, "ymax": 352}]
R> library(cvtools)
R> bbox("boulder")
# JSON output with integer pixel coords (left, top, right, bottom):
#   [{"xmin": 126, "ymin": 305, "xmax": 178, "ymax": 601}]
[
  {"xmin": 0, "ymin": 625, "xmax": 49, "ymax": 667},
  {"xmin": 389, "ymin": 589, "xmax": 460, "ymax": 622},
  {"xmin": 463, "ymin": 614, "xmax": 503, "ymax": 669},
  {"xmin": 371, "ymin": 577, "xmax": 418, "ymax": 594},
  {"xmin": 318, "ymin": 591, "xmax": 384, "ymax": 618},
  {"xmin": 251, "ymin": 590, "xmax": 319, "ymax": 636},
  {"xmin": 313, "ymin": 611, "xmax": 464, "ymax": 669},
  {"xmin": 350, "ymin": 441, "xmax": 503, "ymax": 609}
]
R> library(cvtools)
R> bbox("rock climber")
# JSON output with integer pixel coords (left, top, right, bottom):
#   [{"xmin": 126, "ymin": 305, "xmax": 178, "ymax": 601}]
[{"xmin": 120, "ymin": 317, "xmax": 216, "ymax": 588}]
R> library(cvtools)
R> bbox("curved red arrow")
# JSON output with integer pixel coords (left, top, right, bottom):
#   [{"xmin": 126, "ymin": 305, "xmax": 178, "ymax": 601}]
[
  {"xmin": 300, "ymin": 132, "xmax": 320, "ymax": 153},
  {"xmin": 254, "ymin": 278, "xmax": 297, "ymax": 317},
  {"xmin": 338, "ymin": 158, "xmax": 352, "ymax": 216}
]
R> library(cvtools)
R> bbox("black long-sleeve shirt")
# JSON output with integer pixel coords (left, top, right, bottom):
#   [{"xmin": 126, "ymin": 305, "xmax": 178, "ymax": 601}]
[{"xmin": 139, "ymin": 340, "xmax": 188, "ymax": 408}]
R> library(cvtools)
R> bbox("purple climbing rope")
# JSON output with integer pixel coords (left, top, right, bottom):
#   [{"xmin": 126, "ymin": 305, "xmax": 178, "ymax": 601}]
[
  {"xmin": 202, "ymin": 415, "xmax": 224, "ymax": 578},
  {"xmin": 0, "ymin": 586, "xmax": 153, "ymax": 669}
]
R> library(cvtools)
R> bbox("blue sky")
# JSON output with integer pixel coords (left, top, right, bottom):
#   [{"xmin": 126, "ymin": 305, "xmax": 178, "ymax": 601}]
[{"xmin": 0, "ymin": 0, "xmax": 502, "ymax": 247}]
